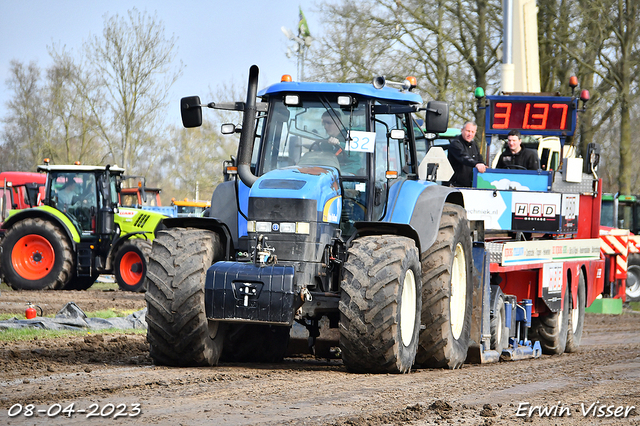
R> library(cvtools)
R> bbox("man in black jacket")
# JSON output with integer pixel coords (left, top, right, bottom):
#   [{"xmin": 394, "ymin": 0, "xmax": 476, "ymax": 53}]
[
  {"xmin": 496, "ymin": 129, "xmax": 539, "ymax": 170},
  {"xmin": 447, "ymin": 121, "xmax": 487, "ymax": 187}
]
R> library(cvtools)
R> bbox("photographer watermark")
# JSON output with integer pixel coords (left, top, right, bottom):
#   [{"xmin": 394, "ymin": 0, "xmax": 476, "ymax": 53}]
[{"xmin": 516, "ymin": 401, "xmax": 636, "ymax": 419}]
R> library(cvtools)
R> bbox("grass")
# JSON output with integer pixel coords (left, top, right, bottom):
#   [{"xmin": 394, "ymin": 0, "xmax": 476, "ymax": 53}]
[{"xmin": 627, "ymin": 301, "xmax": 640, "ymax": 312}]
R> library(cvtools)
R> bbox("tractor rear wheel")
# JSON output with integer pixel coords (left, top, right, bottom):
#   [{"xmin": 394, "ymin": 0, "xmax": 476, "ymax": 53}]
[
  {"xmin": 0, "ymin": 218, "xmax": 73, "ymax": 290},
  {"xmin": 339, "ymin": 235, "xmax": 422, "ymax": 374},
  {"xmin": 626, "ymin": 255, "xmax": 640, "ymax": 302},
  {"xmin": 565, "ymin": 272, "xmax": 586, "ymax": 353},
  {"xmin": 415, "ymin": 203, "xmax": 473, "ymax": 369},
  {"xmin": 114, "ymin": 242, "xmax": 147, "ymax": 292},
  {"xmin": 531, "ymin": 284, "xmax": 570, "ymax": 354},
  {"xmin": 145, "ymin": 228, "xmax": 225, "ymax": 366}
]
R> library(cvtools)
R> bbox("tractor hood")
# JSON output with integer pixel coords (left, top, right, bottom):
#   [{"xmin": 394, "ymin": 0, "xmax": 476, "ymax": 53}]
[{"xmin": 248, "ymin": 166, "xmax": 342, "ymax": 224}]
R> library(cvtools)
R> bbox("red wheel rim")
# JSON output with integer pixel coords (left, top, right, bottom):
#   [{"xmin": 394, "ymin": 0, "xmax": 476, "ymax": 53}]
[
  {"xmin": 11, "ymin": 234, "xmax": 56, "ymax": 280},
  {"xmin": 120, "ymin": 251, "xmax": 143, "ymax": 286}
]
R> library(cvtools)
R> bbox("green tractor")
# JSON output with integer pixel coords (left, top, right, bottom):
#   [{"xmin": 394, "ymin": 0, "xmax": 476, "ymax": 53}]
[{"xmin": 0, "ymin": 163, "xmax": 165, "ymax": 292}]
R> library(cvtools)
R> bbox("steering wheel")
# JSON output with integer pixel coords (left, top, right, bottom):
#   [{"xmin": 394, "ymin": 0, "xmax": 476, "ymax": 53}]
[
  {"xmin": 309, "ymin": 139, "xmax": 341, "ymax": 154},
  {"xmin": 505, "ymin": 164, "xmax": 527, "ymax": 170}
]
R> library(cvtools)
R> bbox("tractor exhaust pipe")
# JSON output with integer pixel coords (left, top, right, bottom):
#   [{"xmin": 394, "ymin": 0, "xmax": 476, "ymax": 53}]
[{"xmin": 237, "ymin": 65, "xmax": 260, "ymax": 188}]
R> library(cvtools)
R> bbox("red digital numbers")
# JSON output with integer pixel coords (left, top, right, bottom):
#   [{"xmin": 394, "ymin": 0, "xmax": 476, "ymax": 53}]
[{"xmin": 491, "ymin": 101, "xmax": 571, "ymax": 131}]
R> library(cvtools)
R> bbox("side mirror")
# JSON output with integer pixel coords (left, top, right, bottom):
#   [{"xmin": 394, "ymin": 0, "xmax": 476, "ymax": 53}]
[
  {"xmin": 389, "ymin": 129, "xmax": 406, "ymax": 140},
  {"xmin": 221, "ymin": 123, "xmax": 236, "ymax": 134},
  {"xmin": 181, "ymin": 96, "xmax": 203, "ymax": 128},
  {"xmin": 424, "ymin": 101, "xmax": 449, "ymax": 134}
]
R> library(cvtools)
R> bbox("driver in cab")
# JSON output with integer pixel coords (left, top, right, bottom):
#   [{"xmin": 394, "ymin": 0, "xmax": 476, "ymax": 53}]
[{"xmin": 496, "ymin": 129, "xmax": 539, "ymax": 170}]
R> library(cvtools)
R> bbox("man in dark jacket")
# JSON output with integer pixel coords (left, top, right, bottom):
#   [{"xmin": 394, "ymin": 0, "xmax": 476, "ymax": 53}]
[
  {"xmin": 447, "ymin": 121, "xmax": 487, "ymax": 187},
  {"xmin": 496, "ymin": 129, "xmax": 539, "ymax": 170}
]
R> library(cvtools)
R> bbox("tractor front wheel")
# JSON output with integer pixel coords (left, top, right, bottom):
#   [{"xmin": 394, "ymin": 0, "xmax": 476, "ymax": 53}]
[
  {"xmin": 0, "ymin": 218, "xmax": 73, "ymax": 290},
  {"xmin": 339, "ymin": 235, "xmax": 422, "ymax": 374},
  {"xmin": 531, "ymin": 284, "xmax": 570, "ymax": 354},
  {"xmin": 145, "ymin": 228, "xmax": 225, "ymax": 367},
  {"xmin": 114, "ymin": 243, "xmax": 147, "ymax": 292}
]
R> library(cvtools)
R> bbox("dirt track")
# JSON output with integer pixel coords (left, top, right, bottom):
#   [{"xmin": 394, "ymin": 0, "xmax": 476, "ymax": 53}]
[{"xmin": 0, "ymin": 286, "xmax": 639, "ymax": 425}]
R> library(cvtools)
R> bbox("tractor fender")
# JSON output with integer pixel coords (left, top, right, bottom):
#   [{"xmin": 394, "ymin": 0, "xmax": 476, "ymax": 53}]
[
  {"xmin": 161, "ymin": 216, "xmax": 234, "ymax": 260},
  {"xmin": 1, "ymin": 206, "xmax": 80, "ymax": 247},
  {"xmin": 208, "ymin": 180, "xmax": 239, "ymax": 247},
  {"xmin": 375, "ymin": 180, "xmax": 464, "ymax": 255}
]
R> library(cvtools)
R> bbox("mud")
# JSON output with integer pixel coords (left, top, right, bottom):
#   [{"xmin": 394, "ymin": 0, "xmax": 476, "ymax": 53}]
[{"xmin": 0, "ymin": 285, "xmax": 639, "ymax": 425}]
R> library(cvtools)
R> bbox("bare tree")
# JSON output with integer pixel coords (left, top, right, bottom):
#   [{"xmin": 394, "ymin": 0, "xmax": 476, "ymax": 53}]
[{"xmin": 82, "ymin": 8, "xmax": 183, "ymax": 173}]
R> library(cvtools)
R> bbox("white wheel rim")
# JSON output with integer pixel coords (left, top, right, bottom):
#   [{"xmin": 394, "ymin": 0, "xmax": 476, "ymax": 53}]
[
  {"xmin": 496, "ymin": 307, "xmax": 503, "ymax": 346},
  {"xmin": 450, "ymin": 242, "xmax": 467, "ymax": 340},
  {"xmin": 400, "ymin": 269, "xmax": 417, "ymax": 347},
  {"xmin": 627, "ymin": 266, "xmax": 640, "ymax": 298}
]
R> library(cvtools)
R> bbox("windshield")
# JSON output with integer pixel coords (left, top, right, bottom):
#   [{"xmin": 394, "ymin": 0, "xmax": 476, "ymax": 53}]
[{"xmin": 259, "ymin": 97, "xmax": 368, "ymax": 176}]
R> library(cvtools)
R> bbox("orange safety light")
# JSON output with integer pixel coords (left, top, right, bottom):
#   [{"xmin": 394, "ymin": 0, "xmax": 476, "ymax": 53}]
[
  {"xmin": 226, "ymin": 166, "xmax": 238, "ymax": 174},
  {"xmin": 137, "ymin": 181, "xmax": 142, "ymax": 188},
  {"xmin": 569, "ymin": 76, "xmax": 578, "ymax": 88},
  {"xmin": 74, "ymin": 161, "xmax": 81, "ymax": 165},
  {"xmin": 406, "ymin": 76, "xmax": 417, "ymax": 89},
  {"xmin": 281, "ymin": 74, "xmax": 293, "ymax": 82},
  {"xmin": 43, "ymin": 158, "xmax": 50, "ymax": 165},
  {"xmin": 385, "ymin": 170, "xmax": 399, "ymax": 179}
]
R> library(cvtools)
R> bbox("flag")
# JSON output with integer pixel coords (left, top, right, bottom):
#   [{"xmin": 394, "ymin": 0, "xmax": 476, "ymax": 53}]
[{"xmin": 298, "ymin": 7, "xmax": 311, "ymax": 38}]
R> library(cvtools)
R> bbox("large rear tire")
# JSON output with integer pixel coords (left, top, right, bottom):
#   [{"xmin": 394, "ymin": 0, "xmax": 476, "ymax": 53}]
[
  {"xmin": 565, "ymin": 271, "xmax": 586, "ymax": 353},
  {"xmin": 531, "ymin": 284, "xmax": 570, "ymax": 354},
  {"xmin": 0, "ymin": 218, "xmax": 73, "ymax": 290},
  {"xmin": 339, "ymin": 235, "xmax": 422, "ymax": 374},
  {"xmin": 145, "ymin": 228, "xmax": 225, "ymax": 366},
  {"xmin": 626, "ymin": 254, "xmax": 640, "ymax": 302},
  {"xmin": 415, "ymin": 204, "xmax": 473, "ymax": 369}
]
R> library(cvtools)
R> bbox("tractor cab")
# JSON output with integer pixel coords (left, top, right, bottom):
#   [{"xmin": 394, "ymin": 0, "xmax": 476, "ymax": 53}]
[{"xmin": 40, "ymin": 164, "xmax": 121, "ymax": 236}]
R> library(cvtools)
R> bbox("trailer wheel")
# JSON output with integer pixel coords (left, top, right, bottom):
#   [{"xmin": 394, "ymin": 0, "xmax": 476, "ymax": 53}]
[
  {"xmin": 490, "ymin": 294, "xmax": 509, "ymax": 354},
  {"xmin": 0, "ymin": 218, "xmax": 73, "ymax": 290},
  {"xmin": 565, "ymin": 272, "xmax": 586, "ymax": 353},
  {"xmin": 531, "ymin": 284, "xmax": 570, "ymax": 355},
  {"xmin": 626, "ymin": 255, "xmax": 640, "ymax": 302},
  {"xmin": 339, "ymin": 235, "xmax": 422, "ymax": 374},
  {"xmin": 145, "ymin": 228, "xmax": 225, "ymax": 366},
  {"xmin": 114, "ymin": 243, "xmax": 147, "ymax": 292},
  {"xmin": 222, "ymin": 324, "xmax": 291, "ymax": 363},
  {"xmin": 415, "ymin": 204, "xmax": 473, "ymax": 369}
]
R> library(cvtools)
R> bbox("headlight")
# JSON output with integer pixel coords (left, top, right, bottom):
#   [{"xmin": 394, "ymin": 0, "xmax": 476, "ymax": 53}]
[
  {"xmin": 280, "ymin": 222, "xmax": 296, "ymax": 233},
  {"xmin": 247, "ymin": 220, "xmax": 256, "ymax": 233},
  {"xmin": 296, "ymin": 222, "xmax": 310, "ymax": 234},
  {"xmin": 256, "ymin": 221, "xmax": 272, "ymax": 233}
]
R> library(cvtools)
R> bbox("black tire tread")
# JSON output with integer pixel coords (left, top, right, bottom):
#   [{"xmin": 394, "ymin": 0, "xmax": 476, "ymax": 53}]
[
  {"xmin": 415, "ymin": 203, "xmax": 473, "ymax": 369},
  {"xmin": 145, "ymin": 228, "xmax": 224, "ymax": 366},
  {"xmin": 339, "ymin": 235, "xmax": 421, "ymax": 374}
]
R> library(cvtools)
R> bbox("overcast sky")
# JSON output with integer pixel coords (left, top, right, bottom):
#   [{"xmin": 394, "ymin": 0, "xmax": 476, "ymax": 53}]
[{"xmin": 0, "ymin": 0, "xmax": 320, "ymax": 132}]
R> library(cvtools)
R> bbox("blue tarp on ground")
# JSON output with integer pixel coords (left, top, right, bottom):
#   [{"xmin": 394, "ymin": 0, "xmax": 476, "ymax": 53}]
[{"xmin": 0, "ymin": 302, "xmax": 147, "ymax": 331}]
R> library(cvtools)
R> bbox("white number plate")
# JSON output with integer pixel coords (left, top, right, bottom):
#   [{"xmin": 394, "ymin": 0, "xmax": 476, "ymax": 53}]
[{"xmin": 347, "ymin": 131, "xmax": 376, "ymax": 153}]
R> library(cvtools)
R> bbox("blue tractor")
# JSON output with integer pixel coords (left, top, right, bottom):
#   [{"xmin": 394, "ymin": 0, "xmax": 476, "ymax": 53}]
[{"xmin": 145, "ymin": 66, "xmax": 475, "ymax": 373}]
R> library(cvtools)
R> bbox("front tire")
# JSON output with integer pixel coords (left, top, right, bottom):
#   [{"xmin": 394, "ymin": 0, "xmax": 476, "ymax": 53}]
[
  {"xmin": 0, "ymin": 218, "xmax": 73, "ymax": 290},
  {"xmin": 565, "ymin": 271, "xmax": 586, "ymax": 353},
  {"xmin": 415, "ymin": 204, "xmax": 473, "ymax": 369},
  {"xmin": 114, "ymin": 242, "xmax": 147, "ymax": 292},
  {"xmin": 145, "ymin": 228, "xmax": 224, "ymax": 366},
  {"xmin": 339, "ymin": 235, "xmax": 422, "ymax": 374}
]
